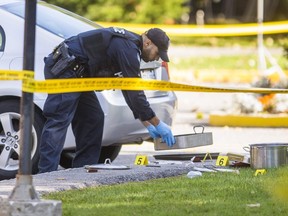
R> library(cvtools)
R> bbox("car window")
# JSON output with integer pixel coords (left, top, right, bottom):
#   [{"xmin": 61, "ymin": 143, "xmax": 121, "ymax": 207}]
[
  {"xmin": 0, "ymin": 25, "xmax": 5, "ymax": 51},
  {"xmin": 0, "ymin": 1, "xmax": 101, "ymax": 39}
]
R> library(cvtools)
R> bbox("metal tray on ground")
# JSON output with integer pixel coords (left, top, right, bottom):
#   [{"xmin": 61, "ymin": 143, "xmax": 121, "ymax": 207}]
[
  {"xmin": 84, "ymin": 159, "xmax": 130, "ymax": 170},
  {"xmin": 153, "ymin": 153, "xmax": 220, "ymax": 161},
  {"xmin": 154, "ymin": 125, "xmax": 213, "ymax": 151}
]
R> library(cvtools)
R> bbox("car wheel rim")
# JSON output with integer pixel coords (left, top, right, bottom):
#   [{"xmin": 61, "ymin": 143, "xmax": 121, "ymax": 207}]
[{"xmin": 0, "ymin": 112, "xmax": 37, "ymax": 171}]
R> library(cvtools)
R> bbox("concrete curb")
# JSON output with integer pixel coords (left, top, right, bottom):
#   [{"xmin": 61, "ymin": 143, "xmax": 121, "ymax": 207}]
[{"xmin": 209, "ymin": 113, "xmax": 288, "ymax": 127}]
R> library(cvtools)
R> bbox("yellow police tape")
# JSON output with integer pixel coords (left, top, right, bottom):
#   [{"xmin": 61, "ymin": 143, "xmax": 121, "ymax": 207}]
[
  {"xmin": 97, "ymin": 21, "xmax": 288, "ymax": 37},
  {"xmin": 1, "ymin": 70, "xmax": 288, "ymax": 94},
  {"xmin": 0, "ymin": 70, "xmax": 34, "ymax": 80}
]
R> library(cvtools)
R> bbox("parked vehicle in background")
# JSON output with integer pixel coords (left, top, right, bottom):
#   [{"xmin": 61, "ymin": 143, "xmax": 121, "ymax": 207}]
[{"xmin": 0, "ymin": 0, "xmax": 177, "ymax": 180}]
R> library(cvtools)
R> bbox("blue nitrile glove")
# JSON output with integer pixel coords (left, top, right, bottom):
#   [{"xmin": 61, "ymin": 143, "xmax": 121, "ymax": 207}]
[
  {"xmin": 147, "ymin": 125, "xmax": 161, "ymax": 139},
  {"xmin": 155, "ymin": 121, "xmax": 175, "ymax": 147}
]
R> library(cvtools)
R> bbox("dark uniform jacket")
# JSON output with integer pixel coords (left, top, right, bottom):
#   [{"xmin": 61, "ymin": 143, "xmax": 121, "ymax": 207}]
[{"xmin": 64, "ymin": 27, "xmax": 155, "ymax": 121}]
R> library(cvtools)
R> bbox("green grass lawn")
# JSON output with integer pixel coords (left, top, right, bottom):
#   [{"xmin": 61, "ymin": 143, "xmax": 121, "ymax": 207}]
[
  {"xmin": 44, "ymin": 166, "xmax": 288, "ymax": 216},
  {"xmin": 168, "ymin": 49, "xmax": 288, "ymax": 83},
  {"xmin": 170, "ymin": 53, "xmax": 288, "ymax": 71}
]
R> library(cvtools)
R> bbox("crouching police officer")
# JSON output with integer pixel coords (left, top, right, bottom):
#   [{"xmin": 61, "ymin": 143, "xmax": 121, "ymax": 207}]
[{"xmin": 38, "ymin": 27, "xmax": 175, "ymax": 173}]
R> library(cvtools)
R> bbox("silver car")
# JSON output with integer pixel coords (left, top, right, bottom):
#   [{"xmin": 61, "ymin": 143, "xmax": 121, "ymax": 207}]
[{"xmin": 0, "ymin": 0, "xmax": 177, "ymax": 179}]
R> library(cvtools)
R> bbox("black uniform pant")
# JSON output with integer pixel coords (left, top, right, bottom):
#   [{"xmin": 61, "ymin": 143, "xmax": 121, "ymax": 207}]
[{"xmin": 38, "ymin": 54, "xmax": 104, "ymax": 173}]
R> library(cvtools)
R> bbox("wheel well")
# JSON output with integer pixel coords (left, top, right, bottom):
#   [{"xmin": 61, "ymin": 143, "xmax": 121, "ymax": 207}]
[
  {"xmin": 0, "ymin": 96, "xmax": 45, "ymax": 121},
  {"xmin": 0, "ymin": 96, "xmax": 19, "ymax": 103}
]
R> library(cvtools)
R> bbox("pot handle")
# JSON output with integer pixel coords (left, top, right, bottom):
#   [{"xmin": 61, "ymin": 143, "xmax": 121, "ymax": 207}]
[
  {"xmin": 243, "ymin": 146, "xmax": 250, "ymax": 152},
  {"xmin": 193, "ymin": 125, "xmax": 204, "ymax": 134}
]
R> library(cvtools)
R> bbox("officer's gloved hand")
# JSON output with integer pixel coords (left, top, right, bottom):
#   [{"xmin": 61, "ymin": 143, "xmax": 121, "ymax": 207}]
[
  {"xmin": 146, "ymin": 125, "xmax": 161, "ymax": 139},
  {"xmin": 155, "ymin": 121, "xmax": 175, "ymax": 147}
]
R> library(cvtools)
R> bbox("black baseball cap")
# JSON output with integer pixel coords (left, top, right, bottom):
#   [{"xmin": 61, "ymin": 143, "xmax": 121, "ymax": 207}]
[{"xmin": 146, "ymin": 28, "xmax": 170, "ymax": 62}]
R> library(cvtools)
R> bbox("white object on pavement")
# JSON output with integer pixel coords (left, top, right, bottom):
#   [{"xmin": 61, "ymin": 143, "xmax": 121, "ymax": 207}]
[{"xmin": 187, "ymin": 171, "xmax": 202, "ymax": 178}]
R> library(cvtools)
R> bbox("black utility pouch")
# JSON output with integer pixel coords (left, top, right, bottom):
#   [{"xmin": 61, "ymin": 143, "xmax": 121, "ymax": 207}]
[
  {"xmin": 73, "ymin": 64, "xmax": 86, "ymax": 78},
  {"xmin": 51, "ymin": 43, "xmax": 76, "ymax": 77}
]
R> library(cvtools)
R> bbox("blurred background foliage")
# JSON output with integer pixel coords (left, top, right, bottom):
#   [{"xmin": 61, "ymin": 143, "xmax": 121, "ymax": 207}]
[
  {"xmin": 45, "ymin": 0, "xmax": 288, "ymax": 51},
  {"xmin": 46, "ymin": 0, "xmax": 288, "ymax": 24},
  {"xmin": 46, "ymin": 0, "xmax": 187, "ymax": 24}
]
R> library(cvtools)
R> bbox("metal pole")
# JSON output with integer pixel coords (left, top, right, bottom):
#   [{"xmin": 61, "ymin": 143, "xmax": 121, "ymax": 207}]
[
  {"xmin": 18, "ymin": 0, "xmax": 36, "ymax": 175},
  {"xmin": 257, "ymin": 0, "xmax": 266, "ymax": 75},
  {"xmin": 9, "ymin": 0, "xmax": 38, "ymax": 201}
]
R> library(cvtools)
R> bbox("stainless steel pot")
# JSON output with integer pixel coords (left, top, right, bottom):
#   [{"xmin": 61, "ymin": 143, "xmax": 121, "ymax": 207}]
[{"xmin": 244, "ymin": 143, "xmax": 288, "ymax": 169}]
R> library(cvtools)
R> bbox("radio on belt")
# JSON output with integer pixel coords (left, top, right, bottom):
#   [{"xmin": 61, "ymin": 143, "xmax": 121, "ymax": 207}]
[{"xmin": 154, "ymin": 125, "xmax": 213, "ymax": 150}]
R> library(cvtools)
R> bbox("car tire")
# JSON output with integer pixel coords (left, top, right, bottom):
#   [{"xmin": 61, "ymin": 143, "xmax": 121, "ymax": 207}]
[
  {"xmin": 98, "ymin": 145, "xmax": 122, "ymax": 163},
  {"xmin": 59, "ymin": 145, "xmax": 122, "ymax": 168},
  {"xmin": 0, "ymin": 99, "xmax": 45, "ymax": 180}
]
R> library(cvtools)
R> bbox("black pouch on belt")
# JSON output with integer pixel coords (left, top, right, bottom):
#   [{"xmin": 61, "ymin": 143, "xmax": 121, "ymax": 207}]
[
  {"xmin": 51, "ymin": 43, "xmax": 76, "ymax": 77},
  {"xmin": 71, "ymin": 62, "xmax": 87, "ymax": 78}
]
